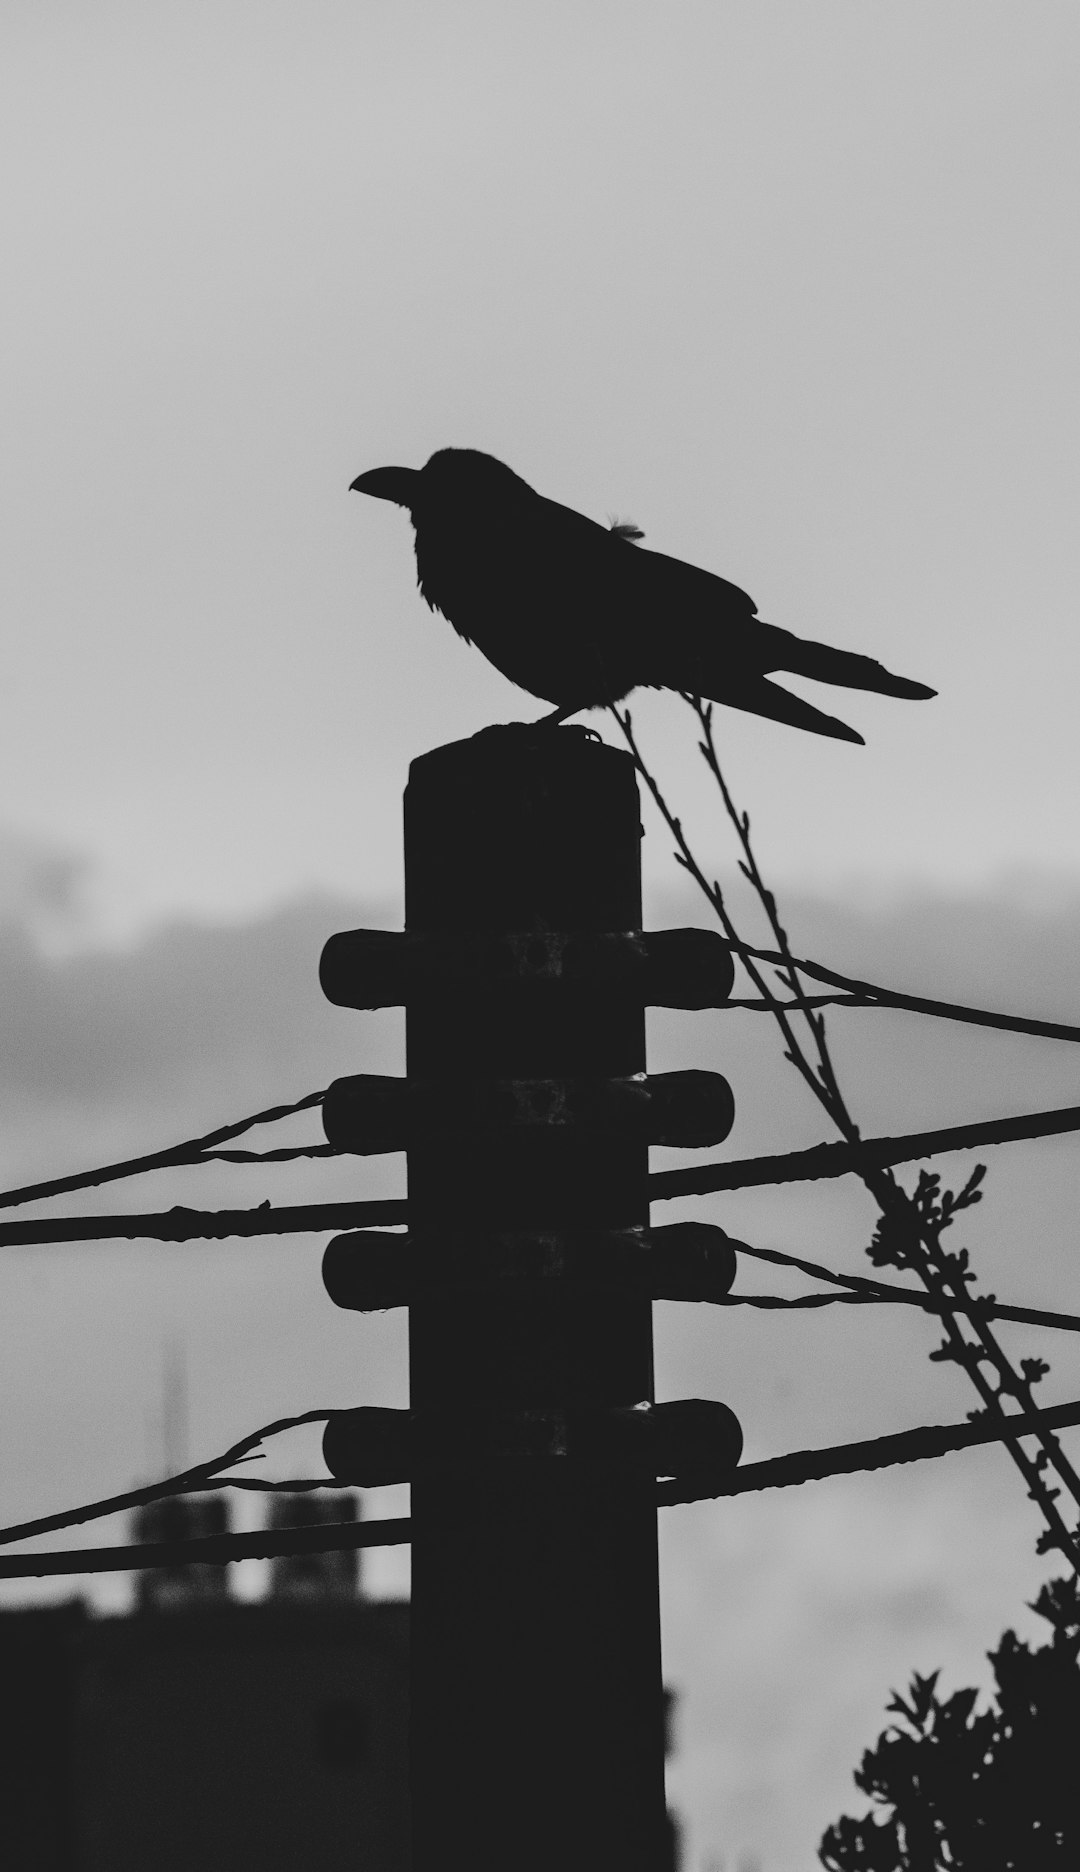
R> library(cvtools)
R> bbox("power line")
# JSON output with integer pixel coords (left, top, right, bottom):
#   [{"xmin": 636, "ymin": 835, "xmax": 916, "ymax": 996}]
[
  {"xmin": 2, "ymin": 1070, "xmax": 1077, "ymax": 1240},
  {"xmin": 0, "ymin": 1197, "xmax": 407, "ymax": 1248},
  {"xmin": 5, "ymin": 1193, "xmax": 1078, "ymax": 1335},
  {"xmin": 0, "ymin": 1089, "xmax": 327, "ymax": 1213},
  {"xmin": 199, "ymin": 1144, "xmax": 337, "ymax": 1163},
  {"xmin": 0, "ymin": 1514, "xmax": 408, "ymax": 1581},
  {"xmin": 732, "ymin": 1240, "xmax": 1080, "ymax": 1335},
  {"xmin": 715, "ymin": 1290, "xmax": 1080, "ymax": 1328},
  {"xmin": 658, "ymin": 1395, "xmax": 1080, "ymax": 1506},
  {"xmin": 0, "ymin": 956, "xmax": 1075, "ymax": 1218},
  {"xmin": 721, "ymin": 942, "xmax": 1080, "ymax": 1047},
  {"xmin": 651, "ymin": 1099, "xmax": 1080, "ymax": 1201},
  {"xmin": 7, "ymin": 1091, "xmax": 1080, "ymax": 1249},
  {"xmin": 8, "ymin": 1394, "xmax": 1080, "ymax": 1580},
  {"xmin": 0, "ymin": 1408, "xmax": 333, "ymax": 1549}
]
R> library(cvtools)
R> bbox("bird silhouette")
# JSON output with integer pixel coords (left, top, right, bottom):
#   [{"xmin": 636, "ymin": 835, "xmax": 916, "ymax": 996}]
[{"xmin": 350, "ymin": 448, "xmax": 935, "ymax": 743}]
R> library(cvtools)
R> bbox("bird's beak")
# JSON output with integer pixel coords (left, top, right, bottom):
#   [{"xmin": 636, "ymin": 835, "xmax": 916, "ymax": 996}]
[{"xmin": 349, "ymin": 466, "xmax": 419, "ymax": 507}]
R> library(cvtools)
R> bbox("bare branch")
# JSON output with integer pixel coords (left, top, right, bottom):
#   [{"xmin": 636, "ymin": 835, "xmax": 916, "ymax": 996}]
[{"xmin": 612, "ymin": 699, "xmax": 1080, "ymax": 1571}]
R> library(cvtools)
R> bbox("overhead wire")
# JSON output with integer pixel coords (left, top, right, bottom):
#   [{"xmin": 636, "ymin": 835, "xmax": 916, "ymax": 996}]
[
  {"xmin": 7, "ymin": 1092, "xmax": 1080, "ymax": 1248},
  {"xmin": 6, "ymin": 1395, "xmax": 1080, "ymax": 1580},
  {"xmin": 0, "ymin": 1089, "xmax": 328, "ymax": 1213}
]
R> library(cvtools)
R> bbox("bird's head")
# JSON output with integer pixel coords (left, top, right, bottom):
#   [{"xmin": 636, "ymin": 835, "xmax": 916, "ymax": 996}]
[{"xmin": 350, "ymin": 448, "xmax": 535, "ymax": 522}]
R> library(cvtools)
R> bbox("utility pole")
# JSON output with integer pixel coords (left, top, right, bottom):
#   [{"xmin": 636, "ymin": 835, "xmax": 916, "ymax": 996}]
[{"xmin": 320, "ymin": 726, "xmax": 741, "ymax": 1870}]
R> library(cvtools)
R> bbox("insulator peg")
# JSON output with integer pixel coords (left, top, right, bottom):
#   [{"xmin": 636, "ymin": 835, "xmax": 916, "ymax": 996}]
[
  {"xmin": 637, "ymin": 928, "xmax": 735, "ymax": 1008},
  {"xmin": 319, "ymin": 926, "xmax": 734, "ymax": 1010},
  {"xmin": 322, "ymin": 1221, "xmax": 741, "ymax": 1313},
  {"xmin": 322, "ymin": 1070, "xmax": 735, "ymax": 1155},
  {"xmin": 322, "ymin": 1398, "xmax": 743, "ymax": 1485}
]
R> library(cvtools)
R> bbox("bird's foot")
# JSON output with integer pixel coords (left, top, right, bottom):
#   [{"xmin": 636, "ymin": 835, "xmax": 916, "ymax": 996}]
[
  {"xmin": 527, "ymin": 706, "xmax": 603, "ymax": 744},
  {"xmin": 533, "ymin": 703, "xmax": 603, "ymax": 734},
  {"xmin": 471, "ymin": 709, "xmax": 601, "ymax": 746}
]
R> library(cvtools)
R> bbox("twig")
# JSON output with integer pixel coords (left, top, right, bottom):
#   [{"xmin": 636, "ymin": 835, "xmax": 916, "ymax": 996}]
[
  {"xmin": 613, "ymin": 700, "xmax": 1080, "ymax": 1571},
  {"xmin": 697, "ymin": 695, "xmax": 1080, "ymax": 1564},
  {"xmin": 697, "ymin": 695, "xmax": 1080, "ymax": 1562}
]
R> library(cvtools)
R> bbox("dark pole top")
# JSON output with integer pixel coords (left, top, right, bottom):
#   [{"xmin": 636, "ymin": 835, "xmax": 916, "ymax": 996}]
[{"xmin": 405, "ymin": 726, "xmax": 642, "ymax": 935}]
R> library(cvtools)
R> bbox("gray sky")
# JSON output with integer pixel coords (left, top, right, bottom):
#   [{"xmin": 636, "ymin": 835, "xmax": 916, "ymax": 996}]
[
  {"xmin": 2, "ymin": 2, "xmax": 1079, "ymax": 932},
  {"xmin": 4, "ymin": 7, "xmax": 1080, "ymax": 1868}
]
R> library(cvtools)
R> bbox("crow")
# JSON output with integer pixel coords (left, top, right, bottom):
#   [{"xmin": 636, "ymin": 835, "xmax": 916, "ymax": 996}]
[{"xmin": 350, "ymin": 447, "xmax": 935, "ymax": 743}]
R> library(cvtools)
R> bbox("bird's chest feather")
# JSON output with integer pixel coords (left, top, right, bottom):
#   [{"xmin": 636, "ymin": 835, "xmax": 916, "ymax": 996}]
[{"xmin": 413, "ymin": 514, "xmax": 625, "ymax": 704}]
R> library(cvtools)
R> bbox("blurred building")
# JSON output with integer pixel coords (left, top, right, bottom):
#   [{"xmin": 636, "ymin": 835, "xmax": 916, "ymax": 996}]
[
  {"xmin": 265, "ymin": 1490, "xmax": 363, "ymax": 1602},
  {"xmin": 1, "ymin": 1490, "xmax": 685, "ymax": 1870},
  {"xmin": 132, "ymin": 1490, "xmax": 232, "ymax": 1611},
  {"xmin": 0, "ymin": 1491, "xmax": 409, "ymax": 1871},
  {"xmin": 661, "ymin": 1686, "xmax": 682, "ymax": 1872}
]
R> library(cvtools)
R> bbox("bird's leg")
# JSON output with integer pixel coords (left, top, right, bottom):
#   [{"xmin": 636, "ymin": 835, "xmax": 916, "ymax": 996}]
[
  {"xmin": 524, "ymin": 704, "xmax": 602, "ymax": 743},
  {"xmin": 534, "ymin": 702, "xmax": 585, "ymax": 727}
]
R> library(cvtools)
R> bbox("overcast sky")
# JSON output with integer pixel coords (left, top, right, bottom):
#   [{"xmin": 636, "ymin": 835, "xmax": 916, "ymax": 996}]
[
  {"xmin": 4, "ymin": 7, "xmax": 1080, "ymax": 1869},
  {"xmin": 2, "ymin": 2, "xmax": 1079, "ymax": 933}
]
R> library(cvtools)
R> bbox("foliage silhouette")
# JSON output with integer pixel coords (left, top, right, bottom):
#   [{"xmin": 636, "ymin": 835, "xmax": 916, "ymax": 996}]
[{"xmin": 819, "ymin": 1576, "xmax": 1080, "ymax": 1869}]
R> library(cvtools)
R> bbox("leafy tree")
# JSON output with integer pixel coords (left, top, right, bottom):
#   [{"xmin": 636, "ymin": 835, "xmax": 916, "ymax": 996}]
[{"xmin": 819, "ymin": 1576, "xmax": 1080, "ymax": 1869}]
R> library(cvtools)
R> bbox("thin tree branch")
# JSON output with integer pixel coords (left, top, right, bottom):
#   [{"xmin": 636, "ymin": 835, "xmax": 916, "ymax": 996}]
[
  {"xmin": 699, "ymin": 696, "xmax": 1080, "ymax": 1564},
  {"xmin": 613, "ymin": 700, "xmax": 1080, "ymax": 1570}
]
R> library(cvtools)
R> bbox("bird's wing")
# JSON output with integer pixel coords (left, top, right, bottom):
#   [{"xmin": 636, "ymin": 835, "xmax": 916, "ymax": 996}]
[
  {"xmin": 521, "ymin": 515, "xmax": 762, "ymax": 688},
  {"xmin": 624, "ymin": 548, "xmax": 934, "ymax": 704},
  {"xmin": 613, "ymin": 545, "xmax": 761, "ymax": 691},
  {"xmin": 517, "ymin": 496, "xmax": 684, "ymax": 623},
  {"xmin": 627, "ymin": 542, "xmax": 760, "ymax": 621}
]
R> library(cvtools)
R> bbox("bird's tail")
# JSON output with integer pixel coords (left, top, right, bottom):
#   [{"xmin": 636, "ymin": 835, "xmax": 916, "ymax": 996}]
[
  {"xmin": 765, "ymin": 626, "xmax": 936, "ymax": 700},
  {"xmin": 702, "ymin": 676, "xmax": 864, "ymax": 744}
]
